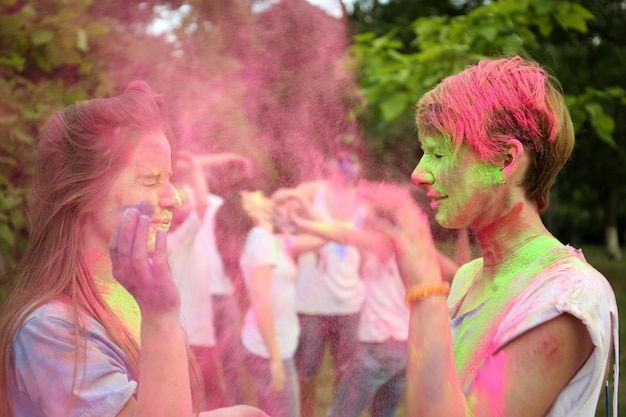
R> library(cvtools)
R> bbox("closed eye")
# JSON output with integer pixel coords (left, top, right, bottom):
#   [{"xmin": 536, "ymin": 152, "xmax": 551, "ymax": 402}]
[{"xmin": 140, "ymin": 174, "xmax": 161, "ymax": 187}]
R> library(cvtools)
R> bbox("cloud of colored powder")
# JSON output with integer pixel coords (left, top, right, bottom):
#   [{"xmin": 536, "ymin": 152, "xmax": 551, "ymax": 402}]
[{"xmin": 111, "ymin": 0, "xmax": 362, "ymax": 194}]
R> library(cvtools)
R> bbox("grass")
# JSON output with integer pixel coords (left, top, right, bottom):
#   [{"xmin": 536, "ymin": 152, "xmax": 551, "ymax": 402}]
[{"xmin": 311, "ymin": 244, "xmax": 626, "ymax": 417}]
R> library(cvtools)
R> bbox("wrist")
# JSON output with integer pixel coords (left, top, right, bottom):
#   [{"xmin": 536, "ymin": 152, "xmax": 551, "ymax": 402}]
[
  {"xmin": 405, "ymin": 281, "xmax": 450, "ymax": 305},
  {"xmin": 141, "ymin": 312, "xmax": 184, "ymax": 338}
]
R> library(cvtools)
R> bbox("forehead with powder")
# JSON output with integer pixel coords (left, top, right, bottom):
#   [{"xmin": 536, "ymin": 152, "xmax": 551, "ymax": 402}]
[{"xmin": 419, "ymin": 134, "xmax": 456, "ymax": 157}]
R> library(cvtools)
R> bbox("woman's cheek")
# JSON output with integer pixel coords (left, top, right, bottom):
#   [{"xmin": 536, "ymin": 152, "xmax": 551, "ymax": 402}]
[{"xmin": 147, "ymin": 224, "xmax": 160, "ymax": 253}]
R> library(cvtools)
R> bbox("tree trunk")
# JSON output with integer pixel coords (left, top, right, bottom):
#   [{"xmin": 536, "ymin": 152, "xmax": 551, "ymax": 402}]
[
  {"xmin": 605, "ymin": 226, "xmax": 622, "ymax": 260},
  {"xmin": 604, "ymin": 189, "xmax": 622, "ymax": 260}
]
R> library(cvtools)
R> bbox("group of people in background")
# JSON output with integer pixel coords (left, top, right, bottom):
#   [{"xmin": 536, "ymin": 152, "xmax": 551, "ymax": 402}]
[
  {"xmin": 0, "ymin": 55, "xmax": 618, "ymax": 417},
  {"xmin": 167, "ymin": 141, "xmax": 466, "ymax": 417}
]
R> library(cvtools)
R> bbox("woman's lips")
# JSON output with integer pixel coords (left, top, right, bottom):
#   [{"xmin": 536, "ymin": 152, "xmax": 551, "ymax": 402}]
[{"xmin": 427, "ymin": 194, "xmax": 447, "ymax": 210}]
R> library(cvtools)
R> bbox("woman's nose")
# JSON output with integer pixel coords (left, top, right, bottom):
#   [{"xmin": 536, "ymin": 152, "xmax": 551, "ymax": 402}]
[
  {"xmin": 411, "ymin": 161, "xmax": 434, "ymax": 187},
  {"xmin": 160, "ymin": 182, "xmax": 182, "ymax": 209}
]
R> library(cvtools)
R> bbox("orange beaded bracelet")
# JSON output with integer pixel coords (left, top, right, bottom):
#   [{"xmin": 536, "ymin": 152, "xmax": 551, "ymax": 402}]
[{"xmin": 405, "ymin": 282, "xmax": 451, "ymax": 304}]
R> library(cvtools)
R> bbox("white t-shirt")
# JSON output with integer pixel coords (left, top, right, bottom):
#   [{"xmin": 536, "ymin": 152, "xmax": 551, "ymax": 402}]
[
  {"xmin": 449, "ymin": 246, "xmax": 619, "ymax": 417},
  {"xmin": 240, "ymin": 227, "xmax": 299, "ymax": 359},
  {"xmin": 204, "ymin": 194, "xmax": 234, "ymax": 296},
  {"xmin": 358, "ymin": 254, "xmax": 409, "ymax": 342},
  {"xmin": 167, "ymin": 211, "xmax": 216, "ymax": 347},
  {"xmin": 295, "ymin": 182, "xmax": 366, "ymax": 315}
]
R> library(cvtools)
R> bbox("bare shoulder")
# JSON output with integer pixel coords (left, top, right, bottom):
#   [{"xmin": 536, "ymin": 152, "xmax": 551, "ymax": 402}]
[
  {"xmin": 506, "ymin": 313, "xmax": 593, "ymax": 371},
  {"xmin": 469, "ymin": 314, "xmax": 593, "ymax": 417}
]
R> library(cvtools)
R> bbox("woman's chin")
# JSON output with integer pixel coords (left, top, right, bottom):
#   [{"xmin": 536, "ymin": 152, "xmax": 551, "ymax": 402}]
[{"xmin": 435, "ymin": 212, "xmax": 465, "ymax": 230}]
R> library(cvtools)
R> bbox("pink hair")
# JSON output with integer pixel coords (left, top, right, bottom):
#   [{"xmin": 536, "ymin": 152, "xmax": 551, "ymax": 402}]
[{"xmin": 416, "ymin": 55, "xmax": 575, "ymax": 212}]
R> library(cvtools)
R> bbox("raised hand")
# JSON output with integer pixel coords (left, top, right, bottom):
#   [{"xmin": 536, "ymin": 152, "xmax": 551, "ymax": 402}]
[
  {"xmin": 175, "ymin": 149, "xmax": 197, "ymax": 173},
  {"xmin": 357, "ymin": 182, "xmax": 442, "ymax": 288},
  {"xmin": 271, "ymin": 188, "xmax": 322, "ymax": 222},
  {"xmin": 109, "ymin": 201, "xmax": 181, "ymax": 318},
  {"xmin": 270, "ymin": 187, "xmax": 297, "ymax": 204},
  {"xmin": 226, "ymin": 154, "xmax": 254, "ymax": 178}
]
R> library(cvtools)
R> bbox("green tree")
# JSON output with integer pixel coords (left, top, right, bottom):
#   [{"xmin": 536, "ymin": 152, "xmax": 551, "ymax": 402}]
[
  {"xmin": 528, "ymin": 0, "xmax": 626, "ymax": 259},
  {"xmin": 0, "ymin": 0, "xmax": 117, "ymax": 289},
  {"xmin": 346, "ymin": 0, "xmax": 625, "ymax": 256},
  {"xmin": 0, "ymin": 0, "xmax": 179, "ymax": 287}
]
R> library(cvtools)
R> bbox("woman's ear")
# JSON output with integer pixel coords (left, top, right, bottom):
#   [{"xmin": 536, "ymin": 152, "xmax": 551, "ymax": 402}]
[{"xmin": 501, "ymin": 138, "xmax": 525, "ymax": 178}]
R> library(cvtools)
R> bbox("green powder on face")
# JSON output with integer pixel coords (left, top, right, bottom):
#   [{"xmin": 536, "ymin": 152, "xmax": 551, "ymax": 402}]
[{"xmin": 446, "ymin": 136, "xmax": 503, "ymax": 187}]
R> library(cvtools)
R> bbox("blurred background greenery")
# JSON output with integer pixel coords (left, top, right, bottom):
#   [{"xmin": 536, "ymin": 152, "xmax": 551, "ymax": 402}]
[{"xmin": 1, "ymin": 0, "xmax": 624, "ymax": 414}]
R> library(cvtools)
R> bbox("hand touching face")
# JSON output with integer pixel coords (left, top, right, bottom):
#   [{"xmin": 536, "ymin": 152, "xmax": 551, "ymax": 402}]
[
  {"xmin": 103, "ymin": 132, "xmax": 182, "ymax": 317},
  {"xmin": 109, "ymin": 201, "xmax": 181, "ymax": 317}
]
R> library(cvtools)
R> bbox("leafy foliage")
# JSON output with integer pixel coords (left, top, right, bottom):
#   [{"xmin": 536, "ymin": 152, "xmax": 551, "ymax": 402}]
[
  {"xmin": 346, "ymin": 0, "xmax": 626, "ymax": 250},
  {"xmin": 349, "ymin": 0, "xmax": 601, "ymax": 174},
  {"xmin": 1, "ymin": 0, "xmax": 112, "ymax": 279},
  {"xmin": 0, "ymin": 0, "xmax": 184, "ymax": 283}
]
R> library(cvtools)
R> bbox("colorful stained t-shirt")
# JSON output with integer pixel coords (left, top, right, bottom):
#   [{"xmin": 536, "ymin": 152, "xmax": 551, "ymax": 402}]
[
  {"xmin": 449, "ymin": 246, "xmax": 619, "ymax": 417},
  {"xmin": 10, "ymin": 300, "xmax": 136, "ymax": 417}
]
